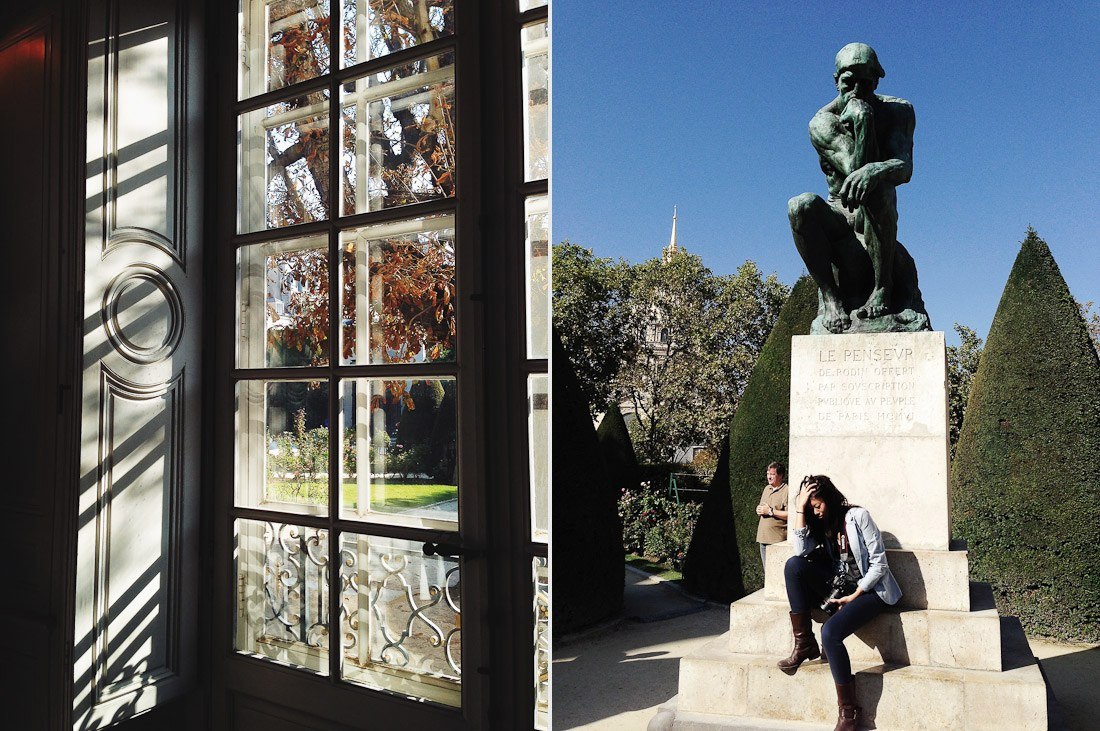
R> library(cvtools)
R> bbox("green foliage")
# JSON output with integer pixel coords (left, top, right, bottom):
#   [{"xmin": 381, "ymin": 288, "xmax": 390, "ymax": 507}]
[
  {"xmin": 552, "ymin": 241, "xmax": 638, "ymax": 416},
  {"xmin": 952, "ymin": 229, "xmax": 1100, "ymax": 642},
  {"xmin": 946, "ymin": 323, "xmax": 984, "ymax": 456},
  {"xmin": 681, "ymin": 437, "xmax": 745, "ymax": 601},
  {"xmin": 553, "ymin": 329, "xmax": 623, "ymax": 633},
  {"xmin": 618, "ymin": 254, "xmax": 788, "ymax": 462},
  {"xmin": 596, "ymin": 404, "xmax": 640, "ymax": 493},
  {"xmin": 618, "ymin": 489, "xmax": 702, "ymax": 571},
  {"xmin": 267, "ymin": 408, "xmax": 329, "ymax": 497},
  {"xmin": 728, "ymin": 276, "xmax": 818, "ymax": 594}
]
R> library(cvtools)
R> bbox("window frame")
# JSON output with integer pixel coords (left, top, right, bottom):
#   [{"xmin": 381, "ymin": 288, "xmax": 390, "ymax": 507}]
[{"xmin": 209, "ymin": 2, "xmax": 548, "ymax": 729}]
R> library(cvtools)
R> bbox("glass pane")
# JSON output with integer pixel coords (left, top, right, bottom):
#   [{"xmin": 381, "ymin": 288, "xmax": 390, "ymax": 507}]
[
  {"xmin": 236, "ymin": 380, "xmax": 330, "ymax": 513},
  {"xmin": 525, "ymin": 195, "xmax": 549, "ymax": 359},
  {"xmin": 522, "ymin": 21, "xmax": 549, "ymax": 181},
  {"xmin": 519, "ymin": 0, "xmax": 548, "ymax": 10},
  {"xmin": 528, "ymin": 375, "xmax": 548, "ymax": 541},
  {"xmin": 235, "ymin": 519, "xmax": 330, "ymax": 673},
  {"xmin": 339, "ymin": 532, "xmax": 461, "ymax": 706},
  {"xmin": 340, "ymin": 378, "xmax": 457, "ymax": 526},
  {"xmin": 239, "ymin": 0, "xmax": 332, "ymax": 100},
  {"xmin": 341, "ymin": 0, "xmax": 455, "ymax": 68},
  {"xmin": 238, "ymin": 94, "xmax": 331, "ymax": 233},
  {"xmin": 340, "ymin": 53, "xmax": 456, "ymax": 215},
  {"xmin": 533, "ymin": 556, "xmax": 549, "ymax": 731},
  {"xmin": 340, "ymin": 215, "xmax": 456, "ymax": 365},
  {"xmin": 237, "ymin": 235, "xmax": 330, "ymax": 368}
]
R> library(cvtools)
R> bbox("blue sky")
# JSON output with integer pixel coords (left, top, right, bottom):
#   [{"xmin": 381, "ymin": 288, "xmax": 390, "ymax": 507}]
[{"xmin": 553, "ymin": 1, "xmax": 1099, "ymax": 344}]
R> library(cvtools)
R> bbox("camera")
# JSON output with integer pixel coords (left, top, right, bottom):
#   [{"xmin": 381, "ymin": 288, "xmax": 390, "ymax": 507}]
[{"xmin": 820, "ymin": 572, "xmax": 858, "ymax": 615}]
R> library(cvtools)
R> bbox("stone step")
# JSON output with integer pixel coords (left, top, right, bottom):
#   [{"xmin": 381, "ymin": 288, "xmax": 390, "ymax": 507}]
[
  {"xmin": 674, "ymin": 617, "xmax": 1046, "ymax": 730},
  {"xmin": 729, "ymin": 584, "xmax": 1001, "ymax": 671},
  {"xmin": 764, "ymin": 539, "xmax": 971, "ymax": 611}
]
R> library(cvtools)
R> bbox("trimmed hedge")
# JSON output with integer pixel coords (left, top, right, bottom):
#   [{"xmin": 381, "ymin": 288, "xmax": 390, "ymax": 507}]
[
  {"xmin": 552, "ymin": 329, "xmax": 624, "ymax": 634},
  {"xmin": 596, "ymin": 403, "xmax": 640, "ymax": 493},
  {"xmin": 728, "ymin": 276, "xmax": 818, "ymax": 594},
  {"xmin": 681, "ymin": 436, "xmax": 745, "ymax": 601},
  {"xmin": 951, "ymin": 230, "xmax": 1100, "ymax": 641}
]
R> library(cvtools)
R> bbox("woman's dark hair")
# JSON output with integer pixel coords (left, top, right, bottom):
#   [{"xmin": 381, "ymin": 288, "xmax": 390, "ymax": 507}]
[{"xmin": 801, "ymin": 474, "xmax": 854, "ymax": 540}]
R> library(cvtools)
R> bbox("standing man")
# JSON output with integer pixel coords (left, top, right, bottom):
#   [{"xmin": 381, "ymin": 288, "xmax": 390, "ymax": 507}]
[{"xmin": 756, "ymin": 462, "xmax": 789, "ymax": 568}]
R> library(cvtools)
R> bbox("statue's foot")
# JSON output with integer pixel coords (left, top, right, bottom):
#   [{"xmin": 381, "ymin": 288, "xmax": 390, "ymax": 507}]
[
  {"xmin": 855, "ymin": 289, "xmax": 889, "ymax": 320},
  {"xmin": 822, "ymin": 301, "xmax": 851, "ymax": 333}
]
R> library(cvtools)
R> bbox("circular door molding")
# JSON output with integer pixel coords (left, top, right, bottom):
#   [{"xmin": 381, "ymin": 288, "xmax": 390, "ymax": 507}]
[{"xmin": 102, "ymin": 264, "xmax": 184, "ymax": 364}]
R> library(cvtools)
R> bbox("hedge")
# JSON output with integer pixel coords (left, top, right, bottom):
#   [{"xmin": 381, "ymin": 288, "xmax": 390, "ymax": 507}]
[
  {"xmin": 681, "ymin": 436, "xmax": 744, "ymax": 601},
  {"xmin": 727, "ymin": 276, "xmax": 818, "ymax": 594},
  {"xmin": 596, "ymin": 403, "xmax": 640, "ymax": 494},
  {"xmin": 951, "ymin": 230, "xmax": 1100, "ymax": 641},
  {"xmin": 552, "ymin": 329, "xmax": 624, "ymax": 633}
]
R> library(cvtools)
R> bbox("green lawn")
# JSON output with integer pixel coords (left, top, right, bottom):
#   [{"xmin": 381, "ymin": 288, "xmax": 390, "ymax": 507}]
[
  {"xmin": 625, "ymin": 553, "xmax": 683, "ymax": 583},
  {"xmin": 266, "ymin": 479, "xmax": 457, "ymax": 511}
]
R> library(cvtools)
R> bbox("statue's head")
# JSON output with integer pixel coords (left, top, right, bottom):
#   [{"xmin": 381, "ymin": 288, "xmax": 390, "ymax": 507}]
[{"xmin": 834, "ymin": 43, "xmax": 884, "ymax": 102}]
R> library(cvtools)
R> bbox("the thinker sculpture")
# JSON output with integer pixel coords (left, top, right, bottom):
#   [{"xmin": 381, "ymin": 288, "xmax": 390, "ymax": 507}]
[{"xmin": 789, "ymin": 43, "xmax": 931, "ymax": 334}]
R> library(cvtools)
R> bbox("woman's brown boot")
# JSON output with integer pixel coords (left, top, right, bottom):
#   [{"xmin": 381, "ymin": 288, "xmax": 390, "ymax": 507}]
[
  {"xmin": 834, "ymin": 681, "xmax": 861, "ymax": 730},
  {"xmin": 776, "ymin": 611, "xmax": 820, "ymax": 673}
]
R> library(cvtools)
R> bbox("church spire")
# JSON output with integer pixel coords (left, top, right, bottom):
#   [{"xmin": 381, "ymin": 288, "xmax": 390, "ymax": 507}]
[{"xmin": 663, "ymin": 206, "xmax": 679, "ymax": 263}]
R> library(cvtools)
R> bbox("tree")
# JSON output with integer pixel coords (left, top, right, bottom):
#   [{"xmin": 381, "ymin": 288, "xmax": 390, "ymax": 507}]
[
  {"xmin": 1076, "ymin": 299, "xmax": 1100, "ymax": 358},
  {"xmin": 726, "ymin": 276, "xmax": 818, "ymax": 594},
  {"xmin": 551, "ymin": 241, "xmax": 638, "ymax": 416},
  {"xmin": 951, "ymin": 229, "xmax": 1100, "ymax": 641},
  {"xmin": 946, "ymin": 323, "xmax": 983, "ymax": 456},
  {"xmin": 618, "ymin": 252, "xmax": 787, "ymax": 462}
]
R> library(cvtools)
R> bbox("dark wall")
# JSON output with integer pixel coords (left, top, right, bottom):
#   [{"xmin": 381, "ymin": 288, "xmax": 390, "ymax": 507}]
[{"xmin": 0, "ymin": 3, "xmax": 76, "ymax": 729}]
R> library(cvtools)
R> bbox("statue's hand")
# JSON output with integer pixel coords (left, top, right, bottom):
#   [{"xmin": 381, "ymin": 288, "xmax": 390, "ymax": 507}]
[{"xmin": 839, "ymin": 164, "xmax": 880, "ymax": 210}]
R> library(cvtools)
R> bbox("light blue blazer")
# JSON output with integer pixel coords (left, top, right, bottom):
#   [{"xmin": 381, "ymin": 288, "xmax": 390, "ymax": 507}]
[{"xmin": 791, "ymin": 506, "xmax": 902, "ymax": 606}]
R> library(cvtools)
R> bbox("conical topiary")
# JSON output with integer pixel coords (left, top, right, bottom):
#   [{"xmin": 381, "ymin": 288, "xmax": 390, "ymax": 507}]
[
  {"xmin": 952, "ymin": 229, "xmax": 1100, "ymax": 641},
  {"xmin": 728, "ymin": 276, "xmax": 818, "ymax": 594},
  {"xmin": 681, "ymin": 435, "xmax": 744, "ymax": 601},
  {"xmin": 596, "ymin": 403, "xmax": 640, "ymax": 494},
  {"xmin": 552, "ymin": 328, "xmax": 623, "ymax": 633}
]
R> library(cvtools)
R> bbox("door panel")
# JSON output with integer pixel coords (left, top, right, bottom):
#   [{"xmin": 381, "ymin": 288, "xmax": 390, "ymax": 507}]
[{"xmin": 74, "ymin": 0, "xmax": 201, "ymax": 727}]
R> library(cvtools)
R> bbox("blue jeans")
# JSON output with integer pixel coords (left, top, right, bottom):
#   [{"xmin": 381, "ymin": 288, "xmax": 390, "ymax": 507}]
[{"xmin": 783, "ymin": 554, "xmax": 888, "ymax": 683}]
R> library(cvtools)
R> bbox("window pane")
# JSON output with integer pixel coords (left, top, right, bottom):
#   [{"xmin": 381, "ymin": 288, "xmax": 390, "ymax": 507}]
[
  {"xmin": 533, "ymin": 556, "xmax": 549, "ymax": 730},
  {"xmin": 237, "ymin": 235, "xmax": 330, "ymax": 368},
  {"xmin": 340, "ymin": 216, "xmax": 456, "ymax": 365},
  {"xmin": 236, "ymin": 379, "xmax": 330, "ymax": 514},
  {"xmin": 238, "ymin": 94, "xmax": 331, "ymax": 233},
  {"xmin": 528, "ymin": 375, "xmax": 548, "ymax": 541},
  {"xmin": 519, "ymin": 0, "xmax": 548, "ymax": 10},
  {"xmin": 239, "ymin": 0, "xmax": 332, "ymax": 100},
  {"xmin": 522, "ymin": 21, "xmax": 549, "ymax": 181},
  {"xmin": 235, "ymin": 519, "xmax": 330, "ymax": 674},
  {"xmin": 525, "ymin": 195, "xmax": 549, "ymax": 359},
  {"xmin": 341, "ymin": 0, "xmax": 455, "ymax": 68},
  {"xmin": 339, "ymin": 532, "xmax": 461, "ymax": 707},
  {"xmin": 340, "ymin": 53, "xmax": 456, "ymax": 215},
  {"xmin": 339, "ymin": 378, "xmax": 457, "ymax": 526}
]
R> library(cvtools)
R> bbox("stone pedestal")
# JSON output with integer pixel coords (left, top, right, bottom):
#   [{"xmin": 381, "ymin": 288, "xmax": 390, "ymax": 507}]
[{"xmin": 652, "ymin": 332, "xmax": 1050, "ymax": 730}]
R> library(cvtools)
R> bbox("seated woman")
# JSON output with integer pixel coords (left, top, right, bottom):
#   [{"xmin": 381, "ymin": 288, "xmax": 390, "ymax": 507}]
[{"xmin": 778, "ymin": 475, "xmax": 902, "ymax": 731}]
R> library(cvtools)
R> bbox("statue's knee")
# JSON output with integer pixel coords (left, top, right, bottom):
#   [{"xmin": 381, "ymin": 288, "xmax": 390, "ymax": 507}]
[{"xmin": 788, "ymin": 193, "xmax": 818, "ymax": 226}]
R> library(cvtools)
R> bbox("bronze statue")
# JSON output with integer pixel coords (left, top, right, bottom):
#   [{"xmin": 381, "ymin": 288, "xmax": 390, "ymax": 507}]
[{"xmin": 789, "ymin": 43, "xmax": 930, "ymax": 334}]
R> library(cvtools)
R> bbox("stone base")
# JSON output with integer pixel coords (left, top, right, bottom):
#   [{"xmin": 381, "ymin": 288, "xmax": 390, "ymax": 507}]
[
  {"xmin": 763, "ymin": 541, "xmax": 971, "ymax": 611},
  {"xmin": 660, "ymin": 615, "xmax": 1046, "ymax": 730},
  {"xmin": 729, "ymin": 586, "xmax": 1001, "ymax": 671}
]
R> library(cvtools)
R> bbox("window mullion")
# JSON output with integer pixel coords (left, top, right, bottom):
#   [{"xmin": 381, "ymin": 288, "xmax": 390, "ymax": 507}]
[{"xmin": 326, "ymin": 0, "xmax": 341, "ymax": 686}]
